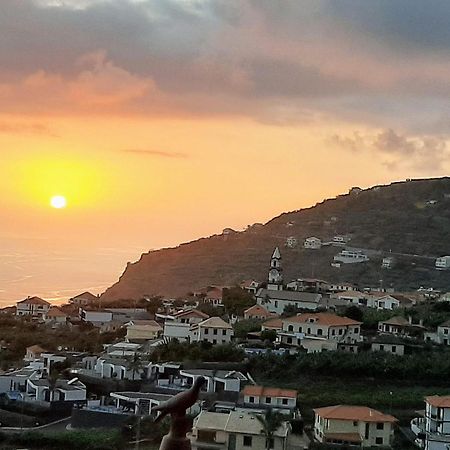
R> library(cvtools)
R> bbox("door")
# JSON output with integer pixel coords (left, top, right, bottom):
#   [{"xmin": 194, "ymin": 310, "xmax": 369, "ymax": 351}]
[{"xmin": 228, "ymin": 434, "xmax": 236, "ymax": 450}]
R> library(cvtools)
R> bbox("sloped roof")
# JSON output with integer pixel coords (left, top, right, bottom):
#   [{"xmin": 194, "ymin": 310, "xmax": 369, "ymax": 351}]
[
  {"xmin": 127, "ymin": 320, "xmax": 162, "ymax": 330},
  {"xmin": 284, "ymin": 312, "xmax": 361, "ymax": 326},
  {"xmin": 380, "ymin": 316, "xmax": 410, "ymax": 326},
  {"xmin": 262, "ymin": 318, "xmax": 283, "ymax": 329},
  {"xmin": 71, "ymin": 291, "xmax": 98, "ymax": 301},
  {"xmin": 243, "ymin": 385, "xmax": 297, "ymax": 399},
  {"xmin": 426, "ymin": 396, "xmax": 450, "ymax": 408},
  {"xmin": 244, "ymin": 304, "xmax": 271, "ymax": 317},
  {"xmin": 17, "ymin": 296, "xmax": 50, "ymax": 306},
  {"xmin": 314, "ymin": 405, "xmax": 397, "ymax": 423},
  {"xmin": 26, "ymin": 344, "xmax": 47, "ymax": 353},
  {"xmin": 197, "ymin": 317, "xmax": 233, "ymax": 329},
  {"xmin": 272, "ymin": 247, "xmax": 281, "ymax": 259},
  {"xmin": 46, "ymin": 307, "xmax": 68, "ymax": 318},
  {"xmin": 173, "ymin": 309, "xmax": 209, "ymax": 319}
]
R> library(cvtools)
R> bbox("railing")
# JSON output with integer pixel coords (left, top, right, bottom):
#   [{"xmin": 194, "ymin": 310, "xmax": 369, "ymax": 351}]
[{"xmin": 411, "ymin": 417, "xmax": 425, "ymax": 436}]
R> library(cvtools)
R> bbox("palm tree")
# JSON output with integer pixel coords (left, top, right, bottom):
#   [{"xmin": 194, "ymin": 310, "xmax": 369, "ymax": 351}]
[
  {"xmin": 254, "ymin": 408, "xmax": 285, "ymax": 450},
  {"xmin": 127, "ymin": 353, "xmax": 143, "ymax": 381}
]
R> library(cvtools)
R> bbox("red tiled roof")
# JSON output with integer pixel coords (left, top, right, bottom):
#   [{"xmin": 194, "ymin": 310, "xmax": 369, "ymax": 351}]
[
  {"xmin": 46, "ymin": 307, "xmax": 67, "ymax": 317},
  {"xmin": 71, "ymin": 291, "xmax": 98, "ymax": 301},
  {"xmin": 26, "ymin": 345, "xmax": 47, "ymax": 353},
  {"xmin": 284, "ymin": 313, "xmax": 361, "ymax": 326},
  {"xmin": 244, "ymin": 304, "xmax": 272, "ymax": 318},
  {"xmin": 262, "ymin": 318, "xmax": 282, "ymax": 329},
  {"xmin": 17, "ymin": 296, "xmax": 50, "ymax": 306},
  {"xmin": 174, "ymin": 309, "xmax": 209, "ymax": 319},
  {"xmin": 243, "ymin": 385, "xmax": 297, "ymax": 399},
  {"xmin": 426, "ymin": 396, "xmax": 450, "ymax": 408},
  {"xmin": 314, "ymin": 405, "xmax": 397, "ymax": 423}
]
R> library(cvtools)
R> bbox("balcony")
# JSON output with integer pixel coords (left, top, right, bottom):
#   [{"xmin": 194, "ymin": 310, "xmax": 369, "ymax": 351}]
[{"xmin": 411, "ymin": 418, "xmax": 425, "ymax": 436}]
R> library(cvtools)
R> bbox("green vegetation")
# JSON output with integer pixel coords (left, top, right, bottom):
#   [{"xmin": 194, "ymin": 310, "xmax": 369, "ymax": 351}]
[
  {"xmin": 222, "ymin": 287, "xmax": 255, "ymax": 316},
  {"xmin": 151, "ymin": 340, "xmax": 245, "ymax": 362},
  {"xmin": 0, "ymin": 316, "xmax": 125, "ymax": 368},
  {"xmin": 233, "ymin": 318, "xmax": 262, "ymax": 339},
  {"xmin": 0, "ymin": 430, "xmax": 125, "ymax": 449}
]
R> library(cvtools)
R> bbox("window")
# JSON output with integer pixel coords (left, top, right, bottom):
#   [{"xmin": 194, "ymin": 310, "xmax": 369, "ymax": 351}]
[
  {"xmin": 375, "ymin": 437, "xmax": 383, "ymax": 445},
  {"xmin": 444, "ymin": 328, "xmax": 449, "ymax": 335},
  {"xmin": 307, "ymin": 328, "xmax": 311, "ymax": 334},
  {"xmin": 298, "ymin": 327, "xmax": 302, "ymax": 333},
  {"xmin": 265, "ymin": 396, "xmax": 271, "ymax": 404},
  {"xmin": 376, "ymin": 423, "xmax": 384, "ymax": 430},
  {"xmin": 317, "ymin": 328, "xmax": 323, "ymax": 336},
  {"xmin": 338, "ymin": 329, "xmax": 343, "ymax": 335},
  {"xmin": 213, "ymin": 339, "xmax": 217, "ymax": 344},
  {"xmin": 282, "ymin": 398, "xmax": 288, "ymax": 405},
  {"xmin": 213, "ymin": 329, "xmax": 217, "ymax": 335},
  {"xmin": 288, "ymin": 325, "xmax": 294, "ymax": 332},
  {"xmin": 287, "ymin": 337, "xmax": 292, "ymax": 344},
  {"xmin": 353, "ymin": 421, "xmax": 358, "ymax": 426},
  {"xmin": 365, "ymin": 423, "xmax": 369, "ymax": 439},
  {"xmin": 249, "ymin": 396, "xmax": 255, "ymax": 403},
  {"xmin": 204, "ymin": 328, "xmax": 209, "ymax": 334},
  {"xmin": 222, "ymin": 329, "xmax": 226, "ymax": 335},
  {"xmin": 243, "ymin": 436, "xmax": 252, "ymax": 447},
  {"xmin": 391, "ymin": 346, "xmax": 396, "ymax": 353},
  {"xmin": 380, "ymin": 345, "xmax": 384, "ymax": 351},
  {"xmin": 354, "ymin": 327, "xmax": 359, "ymax": 333},
  {"xmin": 332, "ymin": 329, "xmax": 336, "ymax": 336},
  {"xmin": 274, "ymin": 301, "xmax": 278, "ymax": 308}
]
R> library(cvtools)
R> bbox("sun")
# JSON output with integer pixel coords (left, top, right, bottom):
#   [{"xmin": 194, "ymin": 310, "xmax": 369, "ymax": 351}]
[{"xmin": 50, "ymin": 195, "xmax": 67, "ymax": 209}]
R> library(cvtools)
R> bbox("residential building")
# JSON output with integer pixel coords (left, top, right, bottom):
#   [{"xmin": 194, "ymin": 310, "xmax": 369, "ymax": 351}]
[
  {"xmin": 177, "ymin": 369, "xmax": 248, "ymax": 394},
  {"xmin": 279, "ymin": 313, "xmax": 362, "ymax": 351},
  {"xmin": 69, "ymin": 292, "xmax": 99, "ymax": 307},
  {"xmin": 425, "ymin": 321, "xmax": 450, "ymax": 346},
  {"xmin": 286, "ymin": 236, "xmax": 298, "ymax": 248},
  {"xmin": 191, "ymin": 410, "xmax": 291, "ymax": 450},
  {"xmin": 332, "ymin": 290, "xmax": 370, "ymax": 307},
  {"xmin": 204, "ymin": 287, "xmax": 224, "ymax": 306},
  {"xmin": 242, "ymin": 385, "xmax": 297, "ymax": 414},
  {"xmin": 382, "ymin": 257, "xmax": 395, "ymax": 269},
  {"xmin": 16, "ymin": 296, "xmax": 51, "ymax": 318},
  {"xmin": 371, "ymin": 336, "xmax": 405, "ymax": 356},
  {"xmin": 125, "ymin": 320, "xmax": 162, "ymax": 342},
  {"xmin": 261, "ymin": 318, "xmax": 283, "ymax": 333},
  {"xmin": 327, "ymin": 283, "xmax": 357, "ymax": 293},
  {"xmin": 333, "ymin": 235, "xmax": 351, "ymax": 246},
  {"xmin": 79, "ymin": 308, "xmax": 113, "ymax": 325},
  {"xmin": 334, "ymin": 249, "xmax": 369, "ymax": 264},
  {"xmin": 243, "ymin": 304, "xmax": 273, "ymax": 320},
  {"xmin": 304, "ymin": 237, "xmax": 322, "ymax": 249},
  {"xmin": 190, "ymin": 317, "xmax": 234, "ymax": 344},
  {"xmin": 378, "ymin": 316, "xmax": 424, "ymax": 337},
  {"xmin": 286, "ymin": 278, "xmax": 328, "ymax": 293},
  {"xmin": 44, "ymin": 306, "xmax": 68, "ymax": 325},
  {"xmin": 422, "ymin": 396, "xmax": 450, "ymax": 450},
  {"xmin": 256, "ymin": 289, "xmax": 321, "ymax": 315},
  {"xmin": 173, "ymin": 309, "xmax": 209, "ymax": 325},
  {"xmin": 24, "ymin": 345, "xmax": 47, "ymax": 362},
  {"xmin": 240, "ymin": 280, "xmax": 260, "ymax": 294},
  {"xmin": 26, "ymin": 377, "xmax": 86, "ymax": 403},
  {"xmin": 0, "ymin": 368, "xmax": 41, "ymax": 393},
  {"xmin": 436, "ymin": 256, "xmax": 450, "ymax": 270},
  {"xmin": 314, "ymin": 405, "xmax": 397, "ymax": 447}
]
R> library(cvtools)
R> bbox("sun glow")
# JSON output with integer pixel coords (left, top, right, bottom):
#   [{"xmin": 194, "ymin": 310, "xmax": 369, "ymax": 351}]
[{"xmin": 50, "ymin": 195, "xmax": 67, "ymax": 209}]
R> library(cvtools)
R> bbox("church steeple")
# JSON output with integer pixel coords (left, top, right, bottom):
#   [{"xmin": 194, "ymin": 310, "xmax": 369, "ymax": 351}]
[{"xmin": 267, "ymin": 247, "xmax": 283, "ymax": 291}]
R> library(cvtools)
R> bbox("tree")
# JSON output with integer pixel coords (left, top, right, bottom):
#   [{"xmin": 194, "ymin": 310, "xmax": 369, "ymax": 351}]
[
  {"xmin": 344, "ymin": 305, "xmax": 364, "ymax": 322},
  {"xmin": 261, "ymin": 329, "xmax": 277, "ymax": 343},
  {"xmin": 222, "ymin": 287, "xmax": 255, "ymax": 316},
  {"xmin": 254, "ymin": 409, "xmax": 285, "ymax": 450},
  {"xmin": 233, "ymin": 319, "xmax": 262, "ymax": 339},
  {"xmin": 127, "ymin": 353, "xmax": 143, "ymax": 381}
]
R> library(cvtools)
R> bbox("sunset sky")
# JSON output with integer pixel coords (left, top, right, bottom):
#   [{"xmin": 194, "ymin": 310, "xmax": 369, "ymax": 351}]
[{"xmin": 1, "ymin": 0, "xmax": 450, "ymax": 304}]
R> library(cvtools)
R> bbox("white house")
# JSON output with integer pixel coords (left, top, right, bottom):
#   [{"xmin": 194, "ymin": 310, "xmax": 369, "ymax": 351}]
[
  {"xmin": 190, "ymin": 317, "xmax": 234, "ymax": 344},
  {"xmin": 304, "ymin": 237, "xmax": 322, "ymax": 249},
  {"xmin": 0, "ymin": 368, "xmax": 41, "ymax": 394},
  {"xmin": 333, "ymin": 235, "xmax": 351, "ymax": 246},
  {"xmin": 436, "ymin": 256, "xmax": 450, "ymax": 270},
  {"xmin": 424, "ymin": 321, "xmax": 450, "ymax": 346},
  {"xmin": 79, "ymin": 308, "xmax": 113, "ymax": 325},
  {"xmin": 125, "ymin": 320, "xmax": 162, "ymax": 342},
  {"xmin": 314, "ymin": 405, "xmax": 397, "ymax": 447},
  {"xmin": 26, "ymin": 377, "xmax": 86, "ymax": 403},
  {"xmin": 378, "ymin": 316, "xmax": 424, "ymax": 337},
  {"xmin": 256, "ymin": 289, "xmax": 321, "ymax": 314},
  {"xmin": 286, "ymin": 236, "xmax": 298, "ymax": 248},
  {"xmin": 422, "ymin": 396, "xmax": 450, "ymax": 450},
  {"xmin": 191, "ymin": 410, "xmax": 291, "ymax": 450},
  {"xmin": 382, "ymin": 257, "xmax": 395, "ymax": 269},
  {"xmin": 69, "ymin": 291, "xmax": 99, "ymax": 307},
  {"xmin": 44, "ymin": 306, "xmax": 68, "ymax": 325},
  {"xmin": 243, "ymin": 304, "xmax": 273, "ymax": 320},
  {"xmin": 334, "ymin": 250, "xmax": 369, "ymax": 264},
  {"xmin": 279, "ymin": 313, "xmax": 362, "ymax": 351},
  {"xmin": 16, "ymin": 296, "xmax": 51, "ymax": 318},
  {"xmin": 242, "ymin": 385, "xmax": 297, "ymax": 414},
  {"xmin": 163, "ymin": 321, "xmax": 191, "ymax": 342}
]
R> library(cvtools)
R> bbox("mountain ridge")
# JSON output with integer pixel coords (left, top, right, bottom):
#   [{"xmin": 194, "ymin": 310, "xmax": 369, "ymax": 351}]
[{"xmin": 101, "ymin": 177, "xmax": 450, "ymax": 301}]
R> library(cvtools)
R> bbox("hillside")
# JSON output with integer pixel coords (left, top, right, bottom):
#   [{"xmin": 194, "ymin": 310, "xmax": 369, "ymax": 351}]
[{"xmin": 101, "ymin": 177, "xmax": 450, "ymax": 301}]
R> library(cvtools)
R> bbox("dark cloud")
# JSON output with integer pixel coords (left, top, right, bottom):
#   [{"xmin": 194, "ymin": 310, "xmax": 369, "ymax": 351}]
[
  {"xmin": 331, "ymin": 128, "xmax": 449, "ymax": 171},
  {"xmin": 122, "ymin": 149, "xmax": 187, "ymax": 159},
  {"xmin": 1, "ymin": 0, "xmax": 450, "ymax": 131}
]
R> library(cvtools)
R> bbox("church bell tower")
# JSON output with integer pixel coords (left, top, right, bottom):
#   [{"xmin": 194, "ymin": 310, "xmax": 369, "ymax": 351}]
[{"xmin": 267, "ymin": 247, "xmax": 283, "ymax": 291}]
